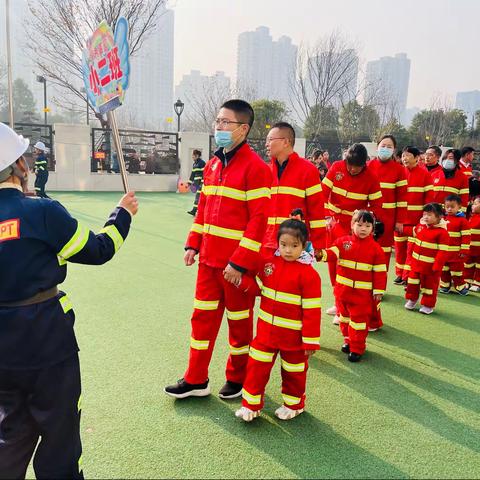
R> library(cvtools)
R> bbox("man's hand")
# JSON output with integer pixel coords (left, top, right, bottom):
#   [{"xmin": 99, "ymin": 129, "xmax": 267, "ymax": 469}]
[
  {"xmin": 395, "ymin": 222, "xmax": 404, "ymax": 234},
  {"xmin": 314, "ymin": 249, "xmax": 324, "ymax": 261},
  {"xmin": 223, "ymin": 264, "xmax": 242, "ymax": 285},
  {"xmin": 119, "ymin": 191, "xmax": 139, "ymax": 216},
  {"xmin": 373, "ymin": 294, "xmax": 383, "ymax": 302},
  {"xmin": 305, "ymin": 349, "xmax": 317, "ymax": 357},
  {"xmin": 184, "ymin": 249, "xmax": 197, "ymax": 266}
]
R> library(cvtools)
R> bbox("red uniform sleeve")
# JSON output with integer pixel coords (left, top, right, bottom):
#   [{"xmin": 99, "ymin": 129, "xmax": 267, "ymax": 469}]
[
  {"xmin": 300, "ymin": 266, "xmax": 322, "ymax": 350},
  {"xmin": 460, "ymin": 218, "xmax": 471, "ymax": 256},
  {"xmin": 305, "ymin": 165, "xmax": 327, "ymax": 250},
  {"xmin": 395, "ymin": 165, "xmax": 408, "ymax": 224},
  {"xmin": 229, "ymin": 161, "xmax": 272, "ymax": 271},
  {"xmin": 432, "ymin": 229, "xmax": 451, "ymax": 272},
  {"xmin": 372, "ymin": 245, "xmax": 387, "ymax": 295}
]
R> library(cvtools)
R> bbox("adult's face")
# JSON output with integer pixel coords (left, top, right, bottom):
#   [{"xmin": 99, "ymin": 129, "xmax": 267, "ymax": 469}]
[
  {"xmin": 265, "ymin": 128, "xmax": 289, "ymax": 158},
  {"xmin": 214, "ymin": 107, "xmax": 249, "ymax": 144},
  {"xmin": 402, "ymin": 151, "xmax": 418, "ymax": 169},
  {"xmin": 346, "ymin": 162, "xmax": 364, "ymax": 176},
  {"xmin": 464, "ymin": 151, "xmax": 474, "ymax": 164},
  {"xmin": 323, "ymin": 151, "xmax": 329, "ymax": 161},
  {"xmin": 425, "ymin": 148, "xmax": 440, "ymax": 166}
]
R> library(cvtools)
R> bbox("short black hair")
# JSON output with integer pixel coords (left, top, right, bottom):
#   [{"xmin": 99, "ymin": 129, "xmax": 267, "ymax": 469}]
[
  {"xmin": 271, "ymin": 122, "xmax": 295, "ymax": 146},
  {"xmin": 423, "ymin": 203, "xmax": 444, "ymax": 218},
  {"xmin": 427, "ymin": 145, "xmax": 442, "ymax": 157},
  {"xmin": 345, "ymin": 143, "xmax": 368, "ymax": 167},
  {"xmin": 277, "ymin": 218, "xmax": 308, "ymax": 246},
  {"xmin": 402, "ymin": 146, "xmax": 421, "ymax": 157},
  {"xmin": 290, "ymin": 208, "xmax": 304, "ymax": 219},
  {"xmin": 192, "ymin": 149, "xmax": 202, "ymax": 156},
  {"xmin": 445, "ymin": 194, "xmax": 462, "ymax": 205},
  {"xmin": 461, "ymin": 146, "xmax": 475, "ymax": 157},
  {"xmin": 312, "ymin": 149, "xmax": 323, "ymax": 160},
  {"xmin": 220, "ymin": 99, "xmax": 254, "ymax": 129},
  {"xmin": 378, "ymin": 134, "xmax": 397, "ymax": 149},
  {"xmin": 353, "ymin": 209, "xmax": 375, "ymax": 225},
  {"xmin": 442, "ymin": 148, "xmax": 461, "ymax": 163}
]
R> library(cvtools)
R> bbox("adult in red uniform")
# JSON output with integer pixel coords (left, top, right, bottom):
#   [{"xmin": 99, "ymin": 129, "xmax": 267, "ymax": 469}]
[
  {"xmin": 263, "ymin": 122, "xmax": 326, "ymax": 257},
  {"xmin": 394, "ymin": 146, "xmax": 434, "ymax": 284},
  {"xmin": 459, "ymin": 146, "xmax": 475, "ymax": 179},
  {"xmin": 431, "ymin": 149, "xmax": 470, "ymax": 211},
  {"xmin": 165, "ymin": 100, "xmax": 272, "ymax": 400},
  {"xmin": 424, "ymin": 145, "xmax": 443, "ymax": 175}
]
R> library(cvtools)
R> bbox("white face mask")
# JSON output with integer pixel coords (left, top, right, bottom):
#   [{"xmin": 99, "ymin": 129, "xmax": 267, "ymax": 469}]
[{"xmin": 442, "ymin": 159, "xmax": 455, "ymax": 170}]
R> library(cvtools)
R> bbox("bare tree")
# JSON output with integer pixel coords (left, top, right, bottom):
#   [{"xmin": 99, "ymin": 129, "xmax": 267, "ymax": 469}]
[{"xmin": 24, "ymin": 0, "xmax": 167, "ymax": 128}]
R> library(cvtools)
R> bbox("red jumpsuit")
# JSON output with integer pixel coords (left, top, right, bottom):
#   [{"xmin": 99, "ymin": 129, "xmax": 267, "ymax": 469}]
[
  {"xmin": 239, "ymin": 254, "xmax": 321, "ymax": 411},
  {"xmin": 263, "ymin": 152, "xmax": 326, "ymax": 254},
  {"xmin": 323, "ymin": 234, "xmax": 387, "ymax": 355},
  {"xmin": 465, "ymin": 213, "xmax": 480, "ymax": 288},
  {"xmin": 431, "ymin": 168, "xmax": 470, "ymax": 212},
  {"xmin": 405, "ymin": 221, "xmax": 450, "ymax": 308},
  {"xmin": 440, "ymin": 214, "xmax": 471, "ymax": 291},
  {"xmin": 459, "ymin": 160, "xmax": 473, "ymax": 179},
  {"xmin": 368, "ymin": 158, "xmax": 408, "ymax": 267},
  {"xmin": 184, "ymin": 143, "xmax": 272, "ymax": 384},
  {"xmin": 394, "ymin": 165, "xmax": 434, "ymax": 279}
]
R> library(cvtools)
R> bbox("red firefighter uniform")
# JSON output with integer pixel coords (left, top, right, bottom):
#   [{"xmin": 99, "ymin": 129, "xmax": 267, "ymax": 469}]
[
  {"xmin": 431, "ymin": 168, "xmax": 470, "ymax": 211},
  {"xmin": 394, "ymin": 165, "xmax": 434, "ymax": 279},
  {"xmin": 368, "ymin": 158, "xmax": 408, "ymax": 266},
  {"xmin": 238, "ymin": 253, "xmax": 321, "ymax": 411},
  {"xmin": 185, "ymin": 142, "xmax": 272, "ymax": 385},
  {"xmin": 440, "ymin": 213, "xmax": 471, "ymax": 292},
  {"xmin": 263, "ymin": 152, "xmax": 326, "ymax": 254},
  {"xmin": 405, "ymin": 220, "xmax": 450, "ymax": 308},
  {"xmin": 459, "ymin": 160, "xmax": 473, "ymax": 179},
  {"xmin": 465, "ymin": 213, "xmax": 480, "ymax": 288},
  {"xmin": 321, "ymin": 234, "xmax": 386, "ymax": 355}
]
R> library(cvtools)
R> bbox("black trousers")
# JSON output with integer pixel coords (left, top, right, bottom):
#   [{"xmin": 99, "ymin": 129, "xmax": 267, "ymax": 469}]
[
  {"xmin": 0, "ymin": 354, "xmax": 83, "ymax": 479},
  {"xmin": 34, "ymin": 172, "xmax": 49, "ymax": 198}
]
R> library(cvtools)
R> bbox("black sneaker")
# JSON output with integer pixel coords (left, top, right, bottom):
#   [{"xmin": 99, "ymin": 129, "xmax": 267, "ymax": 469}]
[
  {"xmin": 341, "ymin": 343, "xmax": 350, "ymax": 354},
  {"xmin": 187, "ymin": 209, "xmax": 196, "ymax": 216},
  {"xmin": 393, "ymin": 276, "xmax": 406, "ymax": 285},
  {"xmin": 218, "ymin": 381, "xmax": 243, "ymax": 400},
  {"xmin": 164, "ymin": 378, "xmax": 210, "ymax": 398},
  {"xmin": 348, "ymin": 352, "xmax": 362, "ymax": 363}
]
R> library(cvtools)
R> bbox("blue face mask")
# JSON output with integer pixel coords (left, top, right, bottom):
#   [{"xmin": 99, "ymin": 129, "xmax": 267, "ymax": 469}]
[
  {"xmin": 442, "ymin": 159, "xmax": 455, "ymax": 170},
  {"xmin": 214, "ymin": 130, "xmax": 234, "ymax": 148},
  {"xmin": 378, "ymin": 147, "xmax": 394, "ymax": 161}
]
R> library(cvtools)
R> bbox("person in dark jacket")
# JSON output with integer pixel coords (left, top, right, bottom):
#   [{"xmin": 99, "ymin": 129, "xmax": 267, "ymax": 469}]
[
  {"xmin": 187, "ymin": 149, "xmax": 206, "ymax": 216},
  {"xmin": 33, "ymin": 141, "xmax": 50, "ymax": 198}
]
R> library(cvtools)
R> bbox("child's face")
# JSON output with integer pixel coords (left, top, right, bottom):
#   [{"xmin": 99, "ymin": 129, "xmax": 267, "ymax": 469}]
[
  {"xmin": 422, "ymin": 211, "xmax": 441, "ymax": 225},
  {"xmin": 444, "ymin": 200, "xmax": 460, "ymax": 215},
  {"xmin": 352, "ymin": 219, "xmax": 373, "ymax": 239},
  {"xmin": 472, "ymin": 198, "xmax": 480, "ymax": 214},
  {"xmin": 279, "ymin": 233, "xmax": 304, "ymax": 262}
]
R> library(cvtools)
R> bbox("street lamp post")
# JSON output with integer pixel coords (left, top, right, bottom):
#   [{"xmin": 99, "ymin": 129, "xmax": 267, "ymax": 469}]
[
  {"xmin": 36, "ymin": 75, "xmax": 47, "ymax": 124},
  {"xmin": 174, "ymin": 98, "xmax": 184, "ymax": 133}
]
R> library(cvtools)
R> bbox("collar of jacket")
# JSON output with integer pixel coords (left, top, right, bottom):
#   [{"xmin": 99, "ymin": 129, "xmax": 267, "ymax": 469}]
[
  {"xmin": 0, "ymin": 182, "xmax": 23, "ymax": 192},
  {"xmin": 214, "ymin": 140, "xmax": 247, "ymax": 166},
  {"xmin": 272, "ymin": 151, "xmax": 300, "ymax": 174}
]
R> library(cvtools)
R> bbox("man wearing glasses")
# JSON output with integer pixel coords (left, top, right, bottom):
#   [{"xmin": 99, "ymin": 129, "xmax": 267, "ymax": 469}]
[{"xmin": 165, "ymin": 100, "xmax": 272, "ymax": 400}]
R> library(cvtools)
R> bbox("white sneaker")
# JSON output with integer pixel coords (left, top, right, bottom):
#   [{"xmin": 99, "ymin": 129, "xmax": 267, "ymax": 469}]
[
  {"xmin": 469, "ymin": 285, "xmax": 480, "ymax": 292},
  {"xmin": 275, "ymin": 405, "xmax": 304, "ymax": 420},
  {"xmin": 326, "ymin": 305, "xmax": 337, "ymax": 316},
  {"xmin": 332, "ymin": 315, "xmax": 340, "ymax": 325},
  {"xmin": 404, "ymin": 299, "xmax": 417, "ymax": 310},
  {"xmin": 368, "ymin": 327, "xmax": 379, "ymax": 332},
  {"xmin": 419, "ymin": 306, "xmax": 434, "ymax": 315},
  {"xmin": 235, "ymin": 406, "xmax": 261, "ymax": 422}
]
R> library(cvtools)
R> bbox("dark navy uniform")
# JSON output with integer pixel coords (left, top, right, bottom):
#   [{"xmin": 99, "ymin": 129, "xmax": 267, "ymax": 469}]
[
  {"xmin": 188, "ymin": 157, "xmax": 205, "ymax": 213},
  {"xmin": 34, "ymin": 153, "xmax": 49, "ymax": 198},
  {"xmin": 0, "ymin": 185, "xmax": 132, "ymax": 479}
]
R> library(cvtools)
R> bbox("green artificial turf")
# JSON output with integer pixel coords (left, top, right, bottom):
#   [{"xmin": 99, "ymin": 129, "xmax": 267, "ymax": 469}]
[{"xmin": 29, "ymin": 192, "xmax": 480, "ymax": 479}]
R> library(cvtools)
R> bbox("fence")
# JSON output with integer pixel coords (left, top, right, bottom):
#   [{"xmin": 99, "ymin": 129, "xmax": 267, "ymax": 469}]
[{"xmin": 91, "ymin": 128, "xmax": 179, "ymax": 174}]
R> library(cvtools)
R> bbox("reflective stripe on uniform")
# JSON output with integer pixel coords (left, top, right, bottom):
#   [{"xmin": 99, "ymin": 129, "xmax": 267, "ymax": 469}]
[
  {"xmin": 336, "ymin": 274, "xmax": 372, "ymax": 289},
  {"xmin": 99, "ymin": 225, "xmax": 123, "ymax": 253},
  {"xmin": 282, "ymin": 393, "xmax": 301, "ymax": 406},
  {"xmin": 229, "ymin": 344, "xmax": 249, "ymax": 355},
  {"xmin": 412, "ymin": 252, "xmax": 435, "ymax": 263},
  {"xmin": 246, "ymin": 187, "xmax": 271, "ymax": 201},
  {"xmin": 226, "ymin": 309, "xmax": 250, "ymax": 320},
  {"xmin": 194, "ymin": 299, "xmax": 220, "ymax": 310},
  {"xmin": 349, "ymin": 320, "xmax": 367, "ymax": 330},
  {"xmin": 261, "ymin": 286, "xmax": 302, "ymax": 305},
  {"xmin": 382, "ymin": 203, "xmax": 397, "ymax": 209},
  {"xmin": 59, "ymin": 295, "xmax": 73, "ymax": 314},
  {"xmin": 57, "ymin": 223, "xmax": 90, "ymax": 265},
  {"xmin": 267, "ymin": 217, "xmax": 289, "ymax": 225},
  {"xmin": 242, "ymin": 388, "xmax": 262, "ymax": 405},
  {"xmin": 190, "ymin": 223, "xmax": 203, "ymax": 234},
  {"xmin": 271, "ymin": 186, "xmax": 305, "ymax": 198},
  {"xmin": 204, "ymin": 223, "xmax": 244, "ymax": 240},
  {"xmin": 339, "ymin": 315, "xmax": 350, "ymax": 323},
  {"xmin": 202, "ymin": 185, "xmax": 246, "ymax": 201},
  {"xmin": 331, "ymin": 186, "xmax": 368, "ymax": 200},
  {"xmin": 380, "ymin": 182, "xmax": 396, "ymax": 189},
  {"xmin": 305, "ymin": 184, "xmax": 323, "ymax": 196},
  {"xmin": 258, "ymin": 308, "xmax": 302, "ymax": 330},
  {"xmin": 301, "ymin": 297, "xmax": 321, "ymax": 309},
  {"xmin": 249, "ymin": 347, "xmax": 275, "ymax": 363},
  {"xmin": 190, "ymin": 337, "xmax": 209, "ymax": 350},
  {"xmin": 368, "ymin": 191, "xmax": 382, "ymax": 200},
  {"xmin": 302, "ymin": 336, "xmax": 320, "ymax": 345},
  {"xmin": 281, "ymin": 359, "xmax": 305, "ymax": 372},
  {"xmin": 239, "ymin": 236, "xmax": 261, "ymax": 252},
  {"xmin": 309, "ymin": 219, "xmax": 326, "ymax": 229},
  {"xmin": 338, "ymin": 259, "xmax": 373, "ymax": 271}
]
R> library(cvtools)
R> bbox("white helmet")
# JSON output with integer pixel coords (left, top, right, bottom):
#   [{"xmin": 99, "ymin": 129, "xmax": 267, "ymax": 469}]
[
  {"xmin": 0, "ymin": 123, "xmax": 30, "ymax": 172},
  {"xmin": 34, "ymin": 141, "xmax": 47, "ymax": 152}
]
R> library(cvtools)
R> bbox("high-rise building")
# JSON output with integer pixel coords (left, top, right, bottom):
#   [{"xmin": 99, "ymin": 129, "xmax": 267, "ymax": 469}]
[
  {"xmin": 455, "ymin": 90, "xmax": 480, "ymax": 127},
  {"xmin": 123, "ymin": 7, "xmax": 174, "ymax": 130},
  {"xmin": 236, "ymin": 26, "xmax": 297, "ymax": 107},
  {"xmin": 365, "ymin": 53, "xmax": 411, "ymax": 124}
]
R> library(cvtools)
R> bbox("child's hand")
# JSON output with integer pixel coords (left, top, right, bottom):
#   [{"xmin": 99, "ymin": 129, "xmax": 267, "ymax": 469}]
[
  {"xmin": 373, "ymin": 294, "xmax": 383, "ymax": 302},
  {"xmin": 305, "ymin": 349, "xmax": 316, "ymax": 357}
]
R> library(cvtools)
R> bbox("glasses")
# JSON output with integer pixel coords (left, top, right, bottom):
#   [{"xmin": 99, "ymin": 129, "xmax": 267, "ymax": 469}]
[
  {"xmin": 213, "ymin": 119, "xmax": 244, "ymax": 128},
  {"xmin": 265, "ymin": 137, "xmax": 286, "ymax": 144}
]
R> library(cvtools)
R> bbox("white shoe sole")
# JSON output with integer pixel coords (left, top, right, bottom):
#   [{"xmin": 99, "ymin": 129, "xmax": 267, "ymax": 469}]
[
  {"xmin": 218, "ymin": 390, "xmax": 243, "ymax": 400},
  {"xmin": 164, "ymin": 385, "xmax": 211, "ymax": 399},
  {"xmin": 275, "ymin": 408, "xmax": 304, "ymax": 420}
]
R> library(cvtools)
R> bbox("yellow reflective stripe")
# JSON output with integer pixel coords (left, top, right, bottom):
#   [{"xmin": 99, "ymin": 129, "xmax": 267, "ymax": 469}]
[
  {"xmin": 414, "ymin": 238, "xmax": 449, "ymax": 250},
  {"xmin": 380, "ymin": 182, "xmax": 396, "ymax": 189},
  {"xmin": 408, "ymin": 186, "xmax": 427, "ymax": 193},
  {"xmin": 301, "ymin": 297, "xmax": 321, "ymax": 309},
  {"xmin": 412, "ymin": 252, "xmax": 435, "ymax": 263},
  {"xmin": 281, "ymin": 359, "xmax": 306, "ymax": 372},
  {"xmin": 396, "ymin": 201, "xmax": 408, "ymax": 208},
  {"xmin": 420, "ymin": 288, "xmax": 433, "ymax": 295},
  {"xmin": 309, "ymin": 219, "xmax": 327, "ymax": 229},
  {"xmin": 368, "ymin": 191, "xmax": 382, "ymax": 200},
  {"xmin": 59, "ymin": 295, "xmax": 73, "ymax": 314},
  {"xmin": 395, "ymin": 236, "xmax": 408, "ymax": 242},
  {"xmin": 460, "ymin": 230, "xmax": 471, "ymax": 236},
  {"xmin": 229, "ymin": 344, "xmax": 249, "ymax": 355},
  {"xmin": 203, "ymin": 185, "xmax": 246, "ymax": 201},
  {"xmin": 460, "ymin": 244, "xmax": 470, "ymax": 250},
  {"xmin": 382, "ymin": 246, "xmax": 392, "ymax": 253},
  {"xmin": 261, "ymin": 287, "xmax": 301, "ymax": 305},
  {"xmin": 331, "ymin": 185, "xmax": 368, "ymax": 200},
  {"xmin": 305, "ymin": 184, "xmax": 323, "ymax": 196},
  {"xmin": 272, "ymin": 186, "xmax": 305, "ymax": 198},
  {"xmin": 459, "ymin": 188, "xmax": 469, "ymax": 195},
  {"xmin": 302, "ymin": 336, "xmax": 320, "ymax": 345},
  {"xmin": 194, "ymin": 299, "xmax": 220, "ymax": 310},
  {"xmin": 448, "ymin": 245, "xmax": 460, "ymax": 252},
  {"xmin": 336, "ymin": 275, "xmax": 372, "ymax": 289},
  {"xmin": 448, "ymin": 231, "xmax": 461, "ymax": 238},
  {"xmin": 256, "ymin": 276, "xmax": 263, "ymax": 289},
  {"xmin": 373, "ymin": 289, "xmax": 385, "ymax": 295},
  {"xmin": 267, "ymin": 216, "xmax": 289, "ymax": 225},
  {"xmin": 239, "ymin": 237, "xmax": 261, "ymax": 252},
  {"xmin": 77, "ymin": 394, "xmax": 82, "ymax": 412},
  {"xmin": 282, "ymin": 393, "xmax": 301, "ymax": 406},
  {"xmin": 323, "ymin": 177, "xmax": 334, "ymax": 188},
  {"xmin": 246, "ymin": 187, "xmax": 271, "ymax": 201},
  {"xmin": 471, "ymin": 241, "xmax": 480, "ymax": 246},
  {"xmin": 396, "ymin": 179, "xmax": 408, "ymax": 187},
  {"xmin": 99, "ymin": 225, "xmax": 123, "ymax": 253},
  {"xmin": 226, "ymin": 309, "xmax": 250, "ymax": 320},
  {"xmin": 407, "ymin": 277, "xmax": 420, "ymax": 284},
  {"xmin": 57, "ymin": 223, "xmax": 90, "ymax": 265},
  {"xmin": 327, "ymin": 246, "xmax": 340, "ymax": 258},
  {"xmin": 249, "ymin": 347, "xmax": 275, "ymax": 363},
  {"xmin": 373, "ymin": 264, "xmax": 387, "ymax": 272},
  {"xmin": 190, "ymin": 223, "xmax": 203, "ymax": 234},
  {"xmin": 382, "ymin": 202, "xmax": 397, "ymax": 209},
  {"xmin": 338, "ymin": 259, "xmax": 373, "ymax": 271},
  {"xmin": 190, "ymin": 337, "xmax": 209, "ymax": 350},
  {"xmin": 450, "ymin": 271, "xmax": 463, "ymax": 276},
  {"xmin": 471, "ymin": 229, "xmax": 480, "ymax": 235},
  {"xmin": 349, "ymin": 320, "xmax": 367, "ymax": 330},
  {"xmin": 242, "ymin": 388, "xmax": 262, "ymax": 405},
  {"xmin": 258, "ymin": 309, "xmax": 302, "ymax": 330},
  {"xmin": 204, "ymin": 223, "xmax": 244, "ymax": 240},
  {"xmin": 407, "ymin": 205, "xmax": 424, "ymax": 211},
  {"xmin": 326, "ymin": 202, "xmax": 356, "ymax": 216}
]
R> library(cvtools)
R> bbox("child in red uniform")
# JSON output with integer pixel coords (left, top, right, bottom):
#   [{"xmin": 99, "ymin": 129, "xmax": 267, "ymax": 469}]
[
  {"xmin": 439, "ymin": 195, "xmax": 471, "ymax": 295},
  {"xmin": 465, "ymin": 196, "xmax": 480, "ymax": 292},
  {"xmin": 320, "ymin": 210, "xmax": 386, "ymax": 362},
  {"xmin": 234, "ymin": 217, "xmax": 321, "ymax": 422},
  {"xmin": 405, "ymin": 203, "xmax": 451, "ymax": 314}
]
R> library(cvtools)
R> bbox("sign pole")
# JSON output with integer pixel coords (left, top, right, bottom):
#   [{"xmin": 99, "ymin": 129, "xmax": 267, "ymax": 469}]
[{"xmin": 107, "ymin": 110, "xmax": 129, "ymax": 193}]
